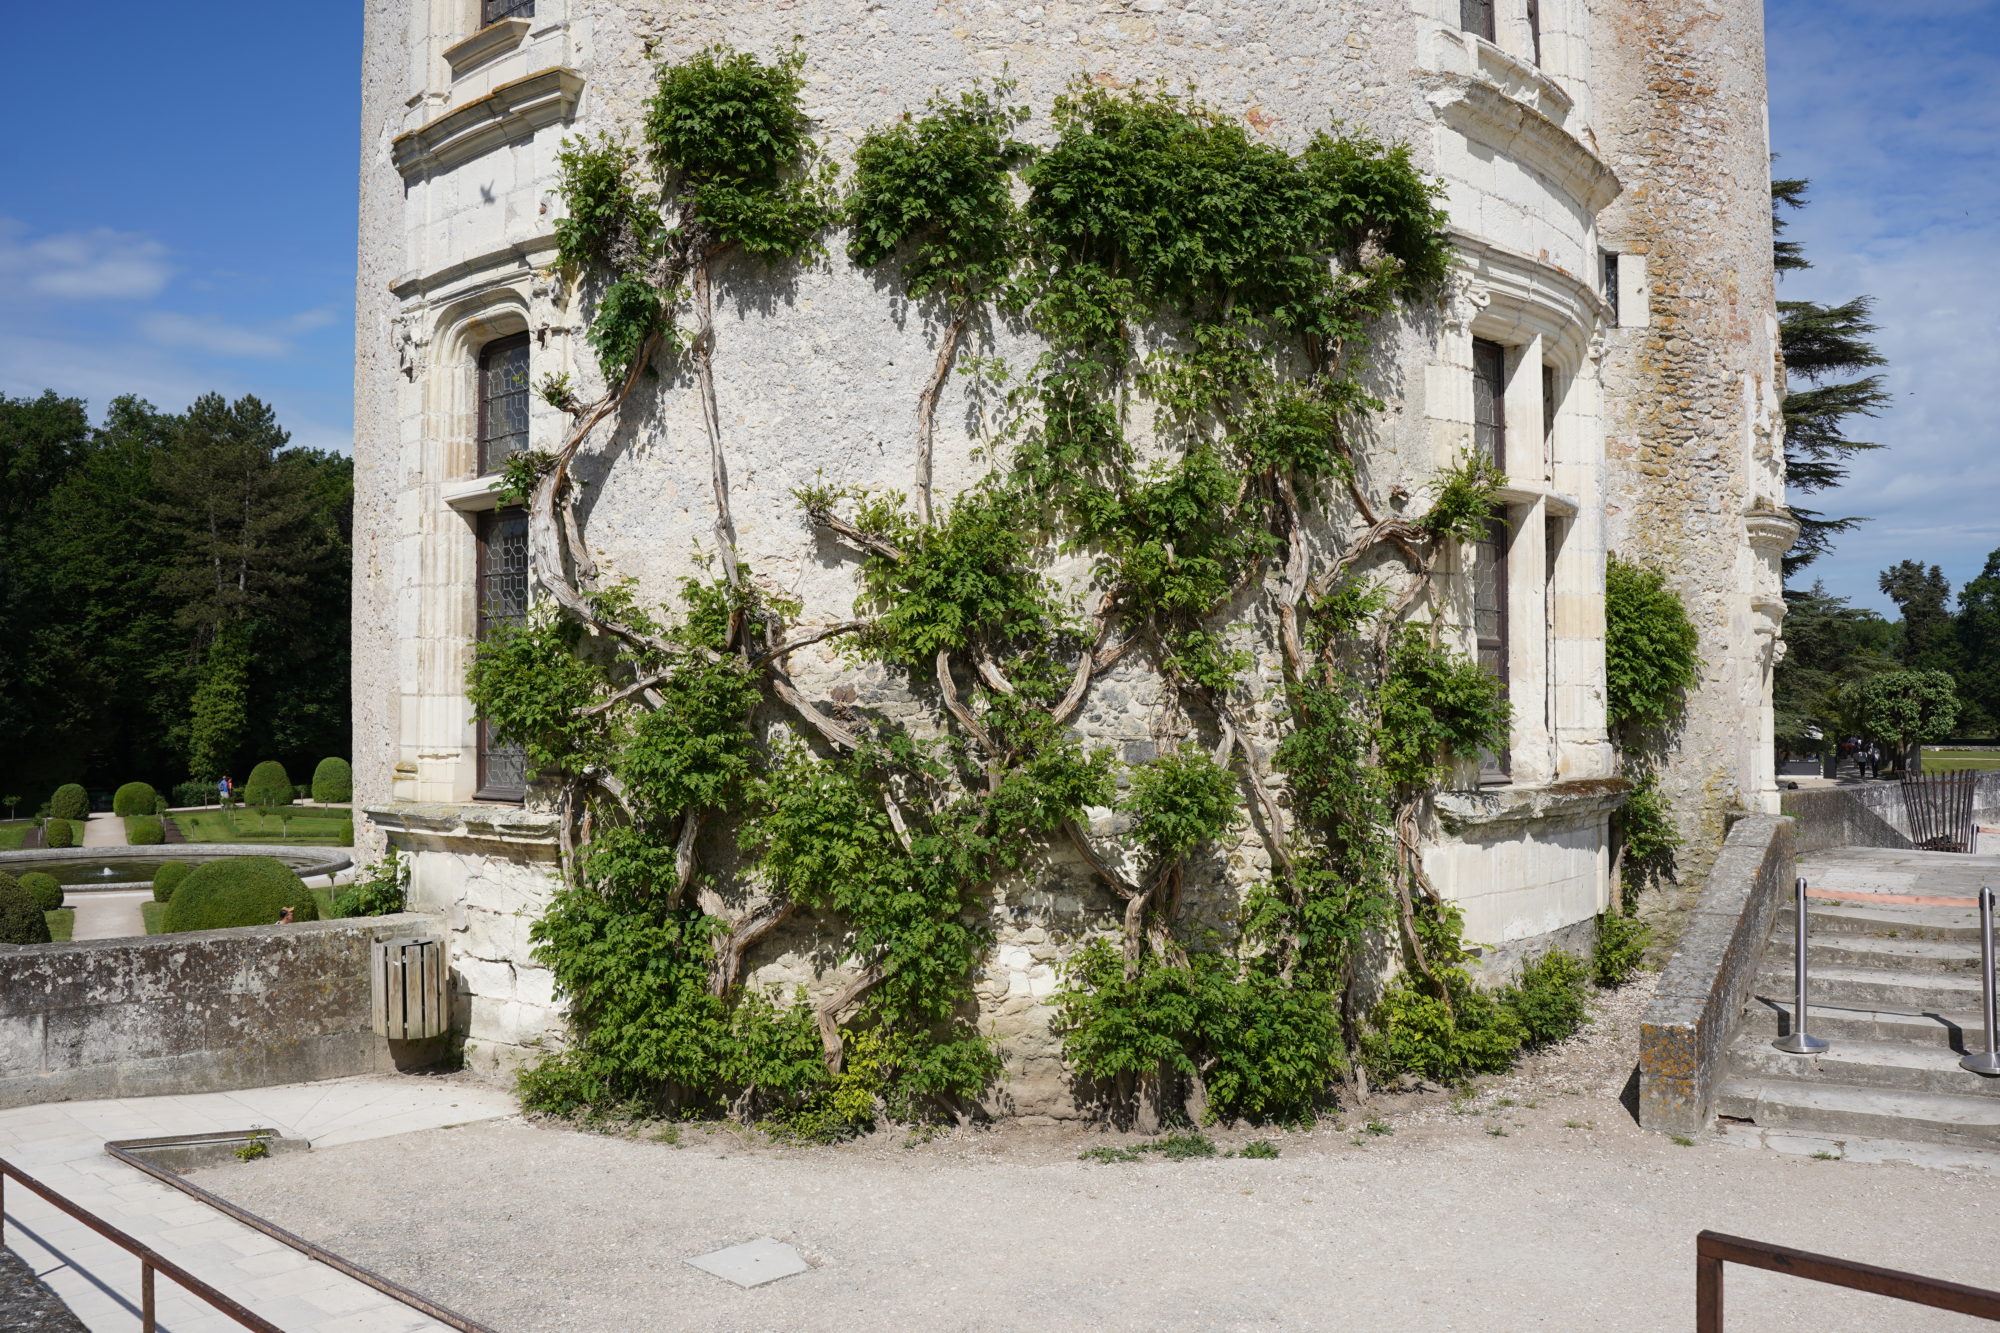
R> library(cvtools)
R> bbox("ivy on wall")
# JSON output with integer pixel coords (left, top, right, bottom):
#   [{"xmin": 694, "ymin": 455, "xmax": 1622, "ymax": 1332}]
[{"xmin": 472, "ymin": 47, "xmax": 1596, "ymax": 1136}]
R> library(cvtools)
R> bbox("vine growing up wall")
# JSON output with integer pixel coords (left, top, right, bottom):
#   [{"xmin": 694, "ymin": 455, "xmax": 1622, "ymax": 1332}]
[{"xmin": 475, "ymin": 45, "xmax": 1561, "ymax": 1136}]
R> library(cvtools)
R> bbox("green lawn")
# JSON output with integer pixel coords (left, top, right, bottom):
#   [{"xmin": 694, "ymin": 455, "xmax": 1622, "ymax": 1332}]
[
  {"xmin": 141, "ymin": 901, "xmax": 166, "ymax": 934},
  {"xmin": 1922, "ymin": 748, "xmax": 2000, "ymax": 773},
  {"xmin": 46, "ymin": 908, "xmax": 73, "ymax": 942},
  {"xmin": 174, "ymin": 807, "xmax": 352, "ymax": 845},
  {"xmin": 0, "ymin": 820, "xmax": 32, "ymax": 850}
]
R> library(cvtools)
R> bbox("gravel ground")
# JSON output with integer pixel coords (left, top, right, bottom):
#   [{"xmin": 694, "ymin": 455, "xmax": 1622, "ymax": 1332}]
[{"xmin": 186, "ymin": 978, "xmax": 2000, "ymax": 1332}]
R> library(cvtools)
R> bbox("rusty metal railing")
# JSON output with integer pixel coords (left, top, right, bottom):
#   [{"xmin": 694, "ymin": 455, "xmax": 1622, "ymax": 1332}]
[
  {"xmin": 0, "ymin": 1155, "xmax": 283, "ymax": 1332},
  {"xmin": 1697, "ymin": 1230, "xmax": 2000, "ymax": 1330}
]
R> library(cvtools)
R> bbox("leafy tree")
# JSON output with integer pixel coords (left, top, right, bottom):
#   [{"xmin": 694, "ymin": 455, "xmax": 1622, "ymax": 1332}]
[
  {"xmin": 1771, "ymin": 179, "xmax": 1891, "ymax": 576},
  {"xmin": 1860, "ymin": 670, "xmax": 1959, "ymax": 772},
  {"xmin": 1773, "ymin": 582, "xmax": 1897, "ymax": 750},
  {"xmin": 1879, "ymin": 559, "xmax": 1956, "ymax": 673},
  {"xmin": 1954, "ymin": 547, "xmax": 2000, "ymax": 737}
]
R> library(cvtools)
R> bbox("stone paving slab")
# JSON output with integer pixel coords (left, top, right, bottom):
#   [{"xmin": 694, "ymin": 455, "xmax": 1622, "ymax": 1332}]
[
  {"xmin": 0, "ymin": 1076, "xmax": 516, "ymax": 1332},
  {"xmin": 1799, "ymin": 846, "xmax": 2000, "ymax": 900}
]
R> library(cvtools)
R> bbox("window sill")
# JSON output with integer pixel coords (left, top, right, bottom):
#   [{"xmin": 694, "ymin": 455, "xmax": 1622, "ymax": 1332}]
[
  {"xmin": 1495, "ymin": 481, "xmax": 1579, "ymax": 517},
  {"xmin": 444, "ymin": 18, "xmax": 530, "ymax": 80},
  {"xmin": 365, "ymin": 801, "xmax": 557, "ymax": 846},
  {"xmin": 392, "ymin": 66, "xmax": 583, "ymax": 179},
  {"xmin": 1434, "ymin": 777, "xmax": 1631, "ymax": 834},
  {"xmin": 443, "ymin": 474, "xmax": 506, "ymax": 512}
]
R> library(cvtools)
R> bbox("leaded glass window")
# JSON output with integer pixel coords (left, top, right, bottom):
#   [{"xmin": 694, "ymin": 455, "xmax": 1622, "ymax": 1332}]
[
  {"xmin": 478, "ymin": 333, "xmax": 530, "ymax": 475},
  {"xmin": 482, "ymin": 0, "xmax": 534, "ymax": 24},
  {"xmin": 476, "ymin": 507, "xmax": 530, "ymax": 800},
  {"xmin": 1474, "ymin": 517, "xmax": 1511, "ymax": 782},
  {"xmin": 1472, "ymin": 337, "xmax": 1506, "ymax": 472}
]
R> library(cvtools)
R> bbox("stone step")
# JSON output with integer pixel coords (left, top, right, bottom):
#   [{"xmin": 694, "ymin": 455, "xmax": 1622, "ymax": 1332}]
[
  {"xmin": 1754, "ymin": 963, "xmax": 1983, "ymax": 1014},
  {"xmin": 1736, "ymin": 994, "xmax": 1987, "ymax": 1047},
  {"xmin": 1802, "ymin": 933, "xmax": 1983, "ymax": 974},
  {"xmin": 1725, "ymin": 1034, "xmax": 2000, "ymax": 1097},
  {"xmin": 1713, "ymin": 1119, "xmax": 2000, "ymax": 1174},
  {"xmin": 1715, "ymin": 1076, "xmax": 2000, "ymax": 1149},
  {"xmin": 1775, "ymin": 904, "xmax": 1980, "ymax": 943}
]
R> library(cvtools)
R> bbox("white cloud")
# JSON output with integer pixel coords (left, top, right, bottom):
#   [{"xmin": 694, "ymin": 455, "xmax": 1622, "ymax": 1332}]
[
  {"xmin": 137, "ymin": 311, "xmax": 293, "ymax": 359},
  {"xmin": 0, "ymin": 219, "xmax": 173, "ymax": 301}
]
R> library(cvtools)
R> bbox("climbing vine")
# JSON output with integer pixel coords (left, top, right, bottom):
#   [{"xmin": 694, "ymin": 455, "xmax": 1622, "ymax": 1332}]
[{"xmin": 479, "ymin": 49, "xmax": 1555, "ymax": 1136}]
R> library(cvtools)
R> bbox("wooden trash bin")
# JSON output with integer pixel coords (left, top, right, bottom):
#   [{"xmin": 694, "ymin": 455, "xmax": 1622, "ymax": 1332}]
[{"xmin": 371, "ymin": 935, "xmax": 449, "ymax": 1040}]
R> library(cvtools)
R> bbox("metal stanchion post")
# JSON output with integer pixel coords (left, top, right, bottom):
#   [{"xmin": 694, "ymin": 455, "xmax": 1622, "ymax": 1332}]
[
  {"xmin": 1961, "ymin": 885, "xmax": 2000, "ymax": 1077},
  {"xmin": 1774, "ymin": 877, "xmax": 1829, "ymax": 1055}
]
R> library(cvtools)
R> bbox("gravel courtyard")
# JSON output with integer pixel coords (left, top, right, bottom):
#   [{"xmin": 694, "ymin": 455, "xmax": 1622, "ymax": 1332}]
[{"xmin": 187, "ymin": 980, "xmax": 2000, "ymax": 1331}]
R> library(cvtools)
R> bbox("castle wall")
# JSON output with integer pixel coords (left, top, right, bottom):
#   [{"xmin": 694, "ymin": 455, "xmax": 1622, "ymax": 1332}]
[{"xmin": 351, "ymin": 1, "xmax": 1770, "ymax": 1098}]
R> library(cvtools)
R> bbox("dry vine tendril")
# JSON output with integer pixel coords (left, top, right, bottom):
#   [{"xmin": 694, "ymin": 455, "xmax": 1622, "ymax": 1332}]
[{"xmin": 477, "ymin": 47, "xmax": 1543, "ymax": 1138}]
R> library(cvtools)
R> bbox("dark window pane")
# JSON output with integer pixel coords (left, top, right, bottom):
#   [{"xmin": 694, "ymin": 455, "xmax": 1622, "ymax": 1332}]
[
  {"xmin": 478, "ymin": 333, "xmax": 530, "ymax": 475},
  {"xmin": 1527, "ymin": 0, "xmax": 1543, "ymax": 64},
  {"xmin": 1472, "ymin": 337, "xmax": 1507, "ymax": 472},
  {"xmin": 1603, "ymin": 252, "xmax": 1621, "ymax": 323},
  {"xmin": 482, "ymin": 0, "xmax": 534, "ymax": 23},
  {"xmin": 1461, "ymin": 0, "xmax": 1496, "ymax": 41},
  {"xmin": 476, "ymin": 507, "xmax": 530, "ymax": 799},
  {"xmin": 1475, "ymin": 516, "xmax": 1511, "ymax": 782}
]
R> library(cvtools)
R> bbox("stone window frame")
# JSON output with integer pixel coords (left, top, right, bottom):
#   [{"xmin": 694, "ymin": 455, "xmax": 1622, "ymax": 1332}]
[
  {"xmin": 1437, "ymin": 245, "xmax": 1606, "ymax": 794},
  {"xmin": 424, "ymin": 286, "xmax": 540, "ymax": 806}
]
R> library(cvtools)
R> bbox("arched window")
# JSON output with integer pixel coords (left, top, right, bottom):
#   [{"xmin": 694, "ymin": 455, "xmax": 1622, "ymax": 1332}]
[
  {"xmin": 477, "ymin": 332, "xmax": 530, "ymax": 475},
  {"xmin": 482, "ymin": 0, "xmax": 534, "ymax": 24}
]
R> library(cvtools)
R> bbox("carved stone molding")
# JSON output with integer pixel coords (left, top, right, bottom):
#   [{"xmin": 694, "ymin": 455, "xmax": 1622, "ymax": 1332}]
[
  {"xmin": 392, "ymin": 67, "xmax": 583, "ymax": 179},
  {"xmin": 1423, "ymin": 74, "xmax": 1622, "ymax": 216}
]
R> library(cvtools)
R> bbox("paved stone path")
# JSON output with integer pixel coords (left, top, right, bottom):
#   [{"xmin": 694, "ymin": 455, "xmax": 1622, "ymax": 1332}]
[
  {"xmin": 0, "ymin": 1077, "xmax": 516, "ymax": 1331},
  {"xmin": 65, "ymin": 891, "xmax": 150, "ymax": 942},
  {"xmin": 76, "ymin": 815, "xmax": 124, "ymax": 850}
]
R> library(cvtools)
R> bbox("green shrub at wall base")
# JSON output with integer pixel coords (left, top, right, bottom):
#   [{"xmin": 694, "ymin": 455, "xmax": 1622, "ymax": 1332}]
[
  {"xmin": 1503, "ymin": 949, "xmax": 1591, "ymax": 1049},
  {"xmin": 50, "ymin": 784, "xmax": 88, "ymax": 822},
  {"xmin": 161, "ymin": 856, "xmax": 318, "ymax": 933},
  {"xmin": 126, "ymin": 816, "xmax": 165, "ymax": 846},
  {"xmin": 112, "ymin": 782, "xmax": 157, "ymax": 818},
  {"xmin": 18, "ymin": 872, "xmax": 62, "ymax": 912},
  {"xmin": 153, "ymin": 861, "xmax": 191, "ymax": 903},
  {"xmin": 243, "ymin": 761, "xmax": 293, "ymax": 809},
  {"xmin": 0, "ymin": 874, "xmax": 51, "ymax": 945},
  {"xmin": 311, "ymin": 757, "xmax": 353, "ymax": 803},
  {"xmin": 1592, "ymin": 912, "xmax": 1651, "ymax": 988},
  {"xmin": 42, "ymin": 818, "xmax": 74, "ymax": 849}
]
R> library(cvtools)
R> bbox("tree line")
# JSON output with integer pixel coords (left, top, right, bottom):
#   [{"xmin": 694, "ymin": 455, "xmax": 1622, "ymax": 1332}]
[
  {"xmin": 1769, "ymin": 179, "xmax": 1994, "ymax": 759},
  {"xmin": 0, "ymin": 390, "xmax": 350, "ymax": 802}
]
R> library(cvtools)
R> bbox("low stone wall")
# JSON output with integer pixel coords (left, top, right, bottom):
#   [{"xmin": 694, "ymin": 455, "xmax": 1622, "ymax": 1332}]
[
  {"xmin": 1782, "ymin": 773, "xmax": 2000, "ymax": 855},
  {"xmin": 1637, "ymin": 813, "xmax": 1793, "ymax": 1137},
  {"xmin": 0, "ymin": 912, "xmax": 443, "ymax": 1110}
]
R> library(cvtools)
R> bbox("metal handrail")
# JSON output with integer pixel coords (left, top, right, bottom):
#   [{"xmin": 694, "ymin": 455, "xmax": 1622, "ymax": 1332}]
[
  {"xmin": 0, "ymin": 1156, "xmax": 283, "ymax": 1332},
  {"xmin": 1697, "ymin": 1230, "xmax": 2000, "ymax": 1330},
  {"xmin": 1966, "ymin": 885, "xmax": 2000, "ymax": 1076},
  {"xmin": 1772, "ymin": 876, "xmax": 1829, "ymax": 1056}
]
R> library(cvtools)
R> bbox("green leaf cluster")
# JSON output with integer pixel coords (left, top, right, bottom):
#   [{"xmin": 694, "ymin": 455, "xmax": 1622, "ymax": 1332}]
[{"xmin": 1604, "ymin": 556, "xmax": 1700, "ymax": 733}]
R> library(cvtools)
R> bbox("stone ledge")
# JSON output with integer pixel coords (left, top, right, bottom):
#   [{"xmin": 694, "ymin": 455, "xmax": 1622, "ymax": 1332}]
[
  {"xmin": 443, "ymin": 17, "xmax": 530, "ymax": 79},
  {"xmin": 1434, "ymin": 777, "xmax": 1630, "ymax": 833},
  {"xmin": 392, "ymin": 66, "xmax": 583, "ymax": 179},
  {"xmin": 1424, "ymin": 72, "xmax": 1622, "ymax": 215},
  {"xmin": 366, "ymin": 801, "xmax": 559, "ymax": 846}
]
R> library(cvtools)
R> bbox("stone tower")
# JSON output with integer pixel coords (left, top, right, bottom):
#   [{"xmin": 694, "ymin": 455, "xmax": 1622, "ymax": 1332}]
[{"xmin": 353, "ymin": 0, "xmax": 1781, "ymax": 1104}]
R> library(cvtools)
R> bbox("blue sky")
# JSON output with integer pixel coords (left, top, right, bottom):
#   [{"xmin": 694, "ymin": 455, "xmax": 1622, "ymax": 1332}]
[{"xmin": 2, "ymin": 2, "xmax": 1993, "ymax": 615}]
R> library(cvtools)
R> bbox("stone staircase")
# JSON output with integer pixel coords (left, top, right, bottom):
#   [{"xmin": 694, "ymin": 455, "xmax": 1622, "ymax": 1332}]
[{"xmin": 1716, "ymin": 888, "xmax": 2000, "ymax": 1158}]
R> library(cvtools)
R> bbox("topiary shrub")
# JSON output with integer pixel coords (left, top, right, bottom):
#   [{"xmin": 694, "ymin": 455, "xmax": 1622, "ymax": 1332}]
[
  {"xmin": 17, "ymin": 872, "xmax": 62, "ymax": 913},
  {"xmin": 0, "ymin": 873, "xmax": 51, "ymax": 945},
  {"xmin": 311, "ymin": 757, "xmax": 353, "ymax": 804},
  {"xmin": 126, "ymin": 816, "xmax": 165, "ymax": 846},
  {"xmin": 42, "ymin": 818, "xmax": 74, "ymax": 849},
  {"xmin": 161, "ymin": 856, "xmax": 319, "ymax": 933},
  {"xmin": 243, "ymin": 761, "xmax": 293, "ymax": 809},
  {"xmin": 50, "ymin": 783, "xmax": 88, "ymax": 822},
  {"xmin": 153, "ymin": 861, "xmax": 191, "ymax": 903},
  {"xmin": 112, "ymin": 782, "xmax": 157, "ymax": 817},
  {"xmin": 335, "ymin": 819, "xmax": 354, "ymax": 846}
]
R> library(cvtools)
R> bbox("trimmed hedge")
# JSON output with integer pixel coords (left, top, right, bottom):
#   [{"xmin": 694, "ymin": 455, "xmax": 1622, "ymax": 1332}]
[
  {"xmin": 113, "ymin": 781, "xmax": 157, "ymax": 817},
  {"xmin": 0, "ymin": 873, "xmax": 51, "ymax": 945},
  {"xmin": 161, "ymin": 856, "xmax": 319, "ymax": 932},
  {"xmin": 244, "ymin": 760, "xmax": 293, "ymax": 809},
  {"xmin": 153, "ymin": 861, "xmax": 191, "ymax": 903},
  {"xmin": 335, "ymin": 819, "xmax": 354, "ymax": 846},
  {"xmin": 311, "ymin": 757, "xmax": 353, "ymax": 804},
  {"xmin": 50, "ymin": 783, "xmax": 88, "ymax": 822},
  {"xmin": 126, "ymin": 816, "xmax": 165, "ymax": 845},
  {"xmin": 18, "ymin": 871, "xmax": 63, "ymax": 912},
  {"xmin": 43, "ymin": 818, "xmax": 74, "ymax": 849},
  {"xmin": 172, "ymin": 780, "xmax": 214, "ymax": 809}
]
